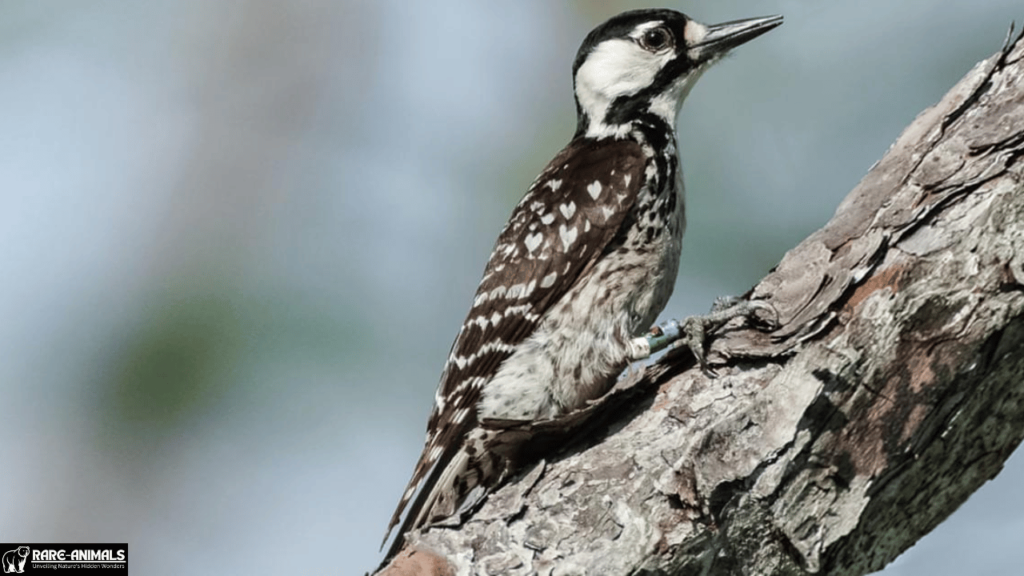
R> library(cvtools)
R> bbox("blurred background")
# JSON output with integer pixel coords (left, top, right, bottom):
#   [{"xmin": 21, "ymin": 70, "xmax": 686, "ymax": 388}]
[{"xmin": 1, "ymin": 1, "xmax": 1021, "ymax": 573}]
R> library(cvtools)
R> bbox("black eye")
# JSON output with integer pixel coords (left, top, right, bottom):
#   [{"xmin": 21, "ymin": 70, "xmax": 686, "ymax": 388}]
[{"xmin": 640, "ymin": 27, "xmax": 672, "ymax": 51}]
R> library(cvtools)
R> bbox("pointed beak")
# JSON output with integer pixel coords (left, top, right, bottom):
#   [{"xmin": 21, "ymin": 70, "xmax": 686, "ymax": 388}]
[{"xmin": 690, "ymin": 15, "xmax": 783, "ymax": 62}]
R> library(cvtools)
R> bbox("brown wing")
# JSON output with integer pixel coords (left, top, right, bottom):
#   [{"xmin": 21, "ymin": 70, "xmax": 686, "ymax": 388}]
[{"xmin": 384, "ymin": 136, "xmax": 647, "ymax": 547}]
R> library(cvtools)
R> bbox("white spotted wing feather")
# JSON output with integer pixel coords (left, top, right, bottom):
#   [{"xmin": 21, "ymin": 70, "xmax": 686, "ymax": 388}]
[{"xmin": 384, "ymin": 136, "xmax": 648, "ymax": 548}]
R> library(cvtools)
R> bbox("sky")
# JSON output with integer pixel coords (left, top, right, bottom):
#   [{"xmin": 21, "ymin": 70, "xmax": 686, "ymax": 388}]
[{"xmin": 0, "ymin": 1, "xmax": 1021, "ymax": 574}]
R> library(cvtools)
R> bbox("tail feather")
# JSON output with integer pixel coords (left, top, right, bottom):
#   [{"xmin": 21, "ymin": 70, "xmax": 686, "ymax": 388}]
[{"xmin": 381, "ymin": 440, "xmax": 465, "ymax": 558}]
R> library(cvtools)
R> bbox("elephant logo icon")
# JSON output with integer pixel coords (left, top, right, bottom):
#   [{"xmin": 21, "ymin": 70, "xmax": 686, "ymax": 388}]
[{"xmin": 1, "ymin": 546, "xmax": 28, "ymax": 574}]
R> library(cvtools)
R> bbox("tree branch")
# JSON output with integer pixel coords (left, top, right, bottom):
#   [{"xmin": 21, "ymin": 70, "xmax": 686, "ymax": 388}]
[{"xmin": 378, "ymin": 27, "xmax": 1024, "ymax": 576}]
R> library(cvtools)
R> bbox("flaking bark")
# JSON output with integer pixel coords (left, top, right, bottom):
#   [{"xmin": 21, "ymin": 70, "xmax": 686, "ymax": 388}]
[{"xmin": 377, "ymin": 28, "xmax": 1024, "ymax": 576}]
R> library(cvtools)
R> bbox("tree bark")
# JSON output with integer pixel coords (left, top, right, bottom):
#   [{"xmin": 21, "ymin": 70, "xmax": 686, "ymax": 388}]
[{"xmin": 378, "ymin": 28, "xmax": 1024, "ymax": 576}]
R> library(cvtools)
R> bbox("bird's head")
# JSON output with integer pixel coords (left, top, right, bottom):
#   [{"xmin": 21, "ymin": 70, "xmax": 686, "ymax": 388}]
[{"xmin": 572, "ymin": 9, "xmax": 782, "ymax": 139}]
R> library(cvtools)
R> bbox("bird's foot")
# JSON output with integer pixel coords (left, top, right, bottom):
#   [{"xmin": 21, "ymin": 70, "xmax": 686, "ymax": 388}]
[
  {"xmin": 680, "ymin": 298, "xmax": 777, "ymax": 377},
  {"xmin": 627, "ymin": 298, "xmax": 777, "ymax": 372}
]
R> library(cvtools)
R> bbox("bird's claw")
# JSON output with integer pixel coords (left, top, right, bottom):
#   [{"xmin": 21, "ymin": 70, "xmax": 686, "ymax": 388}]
[{"xmin": 678, "ymin": 298, "xmax": 778, "ymax": 377}]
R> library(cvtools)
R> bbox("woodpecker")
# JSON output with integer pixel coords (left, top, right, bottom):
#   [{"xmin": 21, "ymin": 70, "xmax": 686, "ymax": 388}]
[{"xmin": 383, "ymin": 8, "xmax": 781, "ymax": 557}]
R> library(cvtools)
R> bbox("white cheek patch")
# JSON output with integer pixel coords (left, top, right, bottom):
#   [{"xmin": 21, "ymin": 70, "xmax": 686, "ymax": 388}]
[
  {"xmin": 576, "ymin": 39, "xmax": 658, "ymax": 107},
  {"xmin": 575, "ymin": 38, "xmax": 673, "ymax": 135}
]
